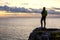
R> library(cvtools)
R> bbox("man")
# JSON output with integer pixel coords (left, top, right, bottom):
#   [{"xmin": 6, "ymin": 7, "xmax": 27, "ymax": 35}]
[{"xmin": 41, "ymin": 7, "xmax": 47, "ymax": 28}]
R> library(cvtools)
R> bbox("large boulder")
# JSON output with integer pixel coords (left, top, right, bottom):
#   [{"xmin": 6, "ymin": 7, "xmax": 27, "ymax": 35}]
[{"xmin": 28, "ymin": 27, "xmax": 50, "ymax": 40}]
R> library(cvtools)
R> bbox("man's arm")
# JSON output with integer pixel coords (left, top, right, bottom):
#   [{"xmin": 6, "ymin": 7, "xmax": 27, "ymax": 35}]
[{"xmin": 46, "ymin": 11, "xmax": 47, "ymax": 16}]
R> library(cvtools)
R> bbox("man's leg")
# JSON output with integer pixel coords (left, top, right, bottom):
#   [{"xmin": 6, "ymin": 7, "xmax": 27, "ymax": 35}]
[
  {"xmin": 44, "ymin": 17, "xmax": 46, "ymax": 28},
  {"xmin": 41, "ymin": 17, "xmax": 43, "ymax": 28}
]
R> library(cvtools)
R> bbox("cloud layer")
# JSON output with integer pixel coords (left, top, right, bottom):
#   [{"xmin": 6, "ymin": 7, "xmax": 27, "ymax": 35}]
[{"xmin": 0, "ymin": 5, "xmax": 60, "ymax": 14}]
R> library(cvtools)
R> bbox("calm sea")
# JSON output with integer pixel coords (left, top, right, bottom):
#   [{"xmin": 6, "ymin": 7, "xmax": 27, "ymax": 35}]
[{"xmin": 0, "ymin": 17, "xmax": 60, "ymax": 40}]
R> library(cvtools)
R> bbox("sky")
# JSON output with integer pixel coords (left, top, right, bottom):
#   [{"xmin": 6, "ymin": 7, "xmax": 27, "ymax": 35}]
[
  {"xmin": 0, "ymin": 0, "xmax": 60, "ymax": 8},
  {"xmin": 0, "ymin": 0, "xmax": 60, "ymax": 17}
]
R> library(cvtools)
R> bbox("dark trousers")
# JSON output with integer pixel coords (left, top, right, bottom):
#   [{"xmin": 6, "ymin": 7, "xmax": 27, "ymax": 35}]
[{"xmin": 41, "ymin": 16, "xmax": 46, "ymax": 28}]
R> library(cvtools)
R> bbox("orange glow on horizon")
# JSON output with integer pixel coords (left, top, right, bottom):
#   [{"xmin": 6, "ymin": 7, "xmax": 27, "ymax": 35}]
[
  {"xmin": 0, "ymin": 11, "xmax": 41, "ymax": 17},
  {"xmin": 0, "ymin": 11, "xmax": 60, "ymax": 18}
]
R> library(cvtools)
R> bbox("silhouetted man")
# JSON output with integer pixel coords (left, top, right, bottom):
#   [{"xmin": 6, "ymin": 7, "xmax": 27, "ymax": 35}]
[{"xmin": 41, "ymin": 7, "xmax": 47, "ymax": 28}]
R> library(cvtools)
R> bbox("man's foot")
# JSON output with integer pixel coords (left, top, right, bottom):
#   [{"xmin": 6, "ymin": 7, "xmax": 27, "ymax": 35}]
[{"xmin": 41, "ymin": 25, "xmax": 43, "ymax": 28}]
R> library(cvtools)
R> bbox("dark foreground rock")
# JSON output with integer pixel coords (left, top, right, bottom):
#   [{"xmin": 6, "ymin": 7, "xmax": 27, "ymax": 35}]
[{"xmin": 28, "ymin": 27, "xmax": 60, "ymax": 40}]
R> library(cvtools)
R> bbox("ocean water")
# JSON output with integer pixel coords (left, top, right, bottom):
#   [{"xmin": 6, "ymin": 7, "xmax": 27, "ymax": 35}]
[{"xmin": 0, "ymin": 17, "xmax": 60, "ymax": 40}]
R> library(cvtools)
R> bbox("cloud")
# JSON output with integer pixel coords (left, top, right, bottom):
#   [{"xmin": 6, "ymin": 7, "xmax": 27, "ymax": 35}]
[
  {"xmin": 0, "ymin": 5, "xmax": 42, "ymax": 13},
  {"xmin": 21, "ymin": 3, "xmax": 29, "ymax": 5},
  {"xmin": 0, "ymin": 5, "xmax": 31, "ymax": 13},
  {"xmin": 53, "ymin": 7, "xmax": 60, "ymax": 10},
  {"xmin": 5, "ymin": 2, "xmax": 9, "ymax": 5}
]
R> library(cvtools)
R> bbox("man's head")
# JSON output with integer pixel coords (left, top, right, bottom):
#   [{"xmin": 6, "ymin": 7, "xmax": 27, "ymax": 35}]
[{"xmin": 43, "ymin": 7, "xmax": 46, "ymax": 10}]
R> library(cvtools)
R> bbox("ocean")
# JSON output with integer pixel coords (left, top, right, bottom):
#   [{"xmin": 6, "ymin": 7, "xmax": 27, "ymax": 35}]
[{"xmin": 0, "ymin": 17, "xmax": 60, "ymax": 40}]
